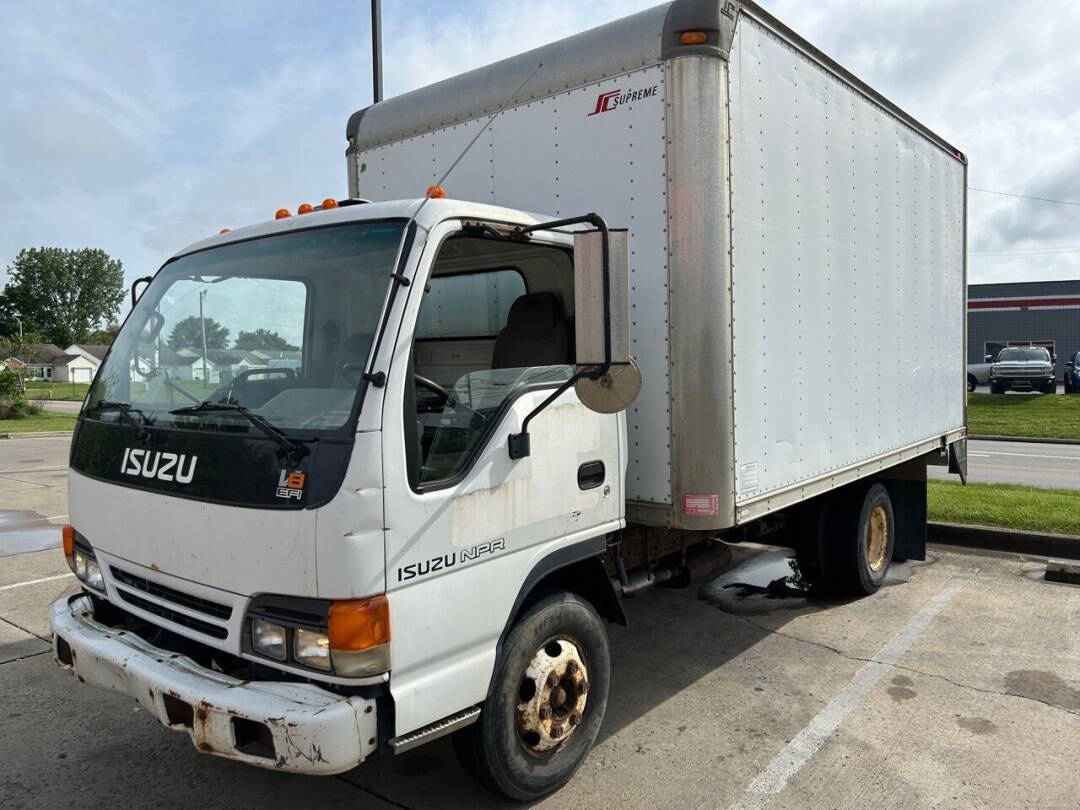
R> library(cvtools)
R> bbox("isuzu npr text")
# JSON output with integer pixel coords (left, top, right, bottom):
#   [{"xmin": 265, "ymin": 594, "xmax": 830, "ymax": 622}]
[{"xmin": 50, "ymin": 0, "xmax": 967, "ymax": 799}]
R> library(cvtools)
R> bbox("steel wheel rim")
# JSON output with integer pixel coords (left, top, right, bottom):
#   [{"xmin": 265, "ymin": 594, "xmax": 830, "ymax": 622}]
[
  {"xmin": 867, "ymin": 505, "xmax": 889, "ymax": 573},
  {"xmin": 515, "ymin": 635, "xmax": 589, "ymax": 756}
]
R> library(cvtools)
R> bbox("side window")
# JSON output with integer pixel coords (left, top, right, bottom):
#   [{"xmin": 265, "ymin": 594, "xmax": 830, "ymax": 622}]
[
  {"xmin": 408, "ymin": 245, "xmax": 574, "ymax": 489},
  {"xmin": 415, "ymin": 269, "xmax": 525, "ymax": 339}
]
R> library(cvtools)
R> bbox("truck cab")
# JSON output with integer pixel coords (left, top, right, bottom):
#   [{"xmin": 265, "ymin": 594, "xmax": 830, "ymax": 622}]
[{"xmin": 53, "ymin": 197, "xmax": 632, "ymax": 797}]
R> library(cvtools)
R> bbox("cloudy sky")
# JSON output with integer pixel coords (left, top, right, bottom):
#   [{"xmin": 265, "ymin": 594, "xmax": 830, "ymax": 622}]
[{"xmin": 2, "ymin": 0, "xmax": 1078, "ymax": 316}]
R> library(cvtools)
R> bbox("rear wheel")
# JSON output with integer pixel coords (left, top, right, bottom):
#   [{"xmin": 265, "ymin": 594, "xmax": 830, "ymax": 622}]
[
  {"xmin": 834, "ymin": 483, "xmax": 895, "ymax": 595},
  {"xmin": 452, "ymin": 592, "xmax": 611, "ymax": 801},
  {"xmin": 967, "ymin": 375, "xmax": 977, "ymax": 393}
]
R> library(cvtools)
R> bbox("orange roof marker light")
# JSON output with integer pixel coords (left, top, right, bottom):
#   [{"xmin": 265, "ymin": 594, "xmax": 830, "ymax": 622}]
[
  {"xmin": 219, "ymin": 228, "xmax": 230, "ymax": 234},
  {"xmin": 679, "ymin": 31, "xmax": 708, "ymax": 45},
  {"xmin": 426, "ymin": 185, "xmax": 446, "ymax": 199},
  {"xmin": 321, "ymin": 198, "xmax": 339, "ymax": 209},
  {"xmin": 298, "ymin": 202, "xmax": 314, "ymax": 215},
  {"xmin": 275, "ymin": 208, "xmax": 291, "ymax": 220}
]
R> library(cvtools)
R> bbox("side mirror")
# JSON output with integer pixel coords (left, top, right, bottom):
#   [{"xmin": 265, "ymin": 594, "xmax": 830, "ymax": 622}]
[
  {"xmin": 1051, "ymin": 354, "xmax": 1057, "ymax": 363},
  {"xmin": 1067, "ymin": 362, "xmax": 1075, "ymax": 370},
  {"xmin": 984, "ymin": 355, "xmax": 993, "ymax": 363},
  {"xmin": 506, "ymin": 218, "xmax": 639, "ymax": 461},
  {"xmin": 573, "ymin": 228, "xmax": 640, "ymax": 414}
]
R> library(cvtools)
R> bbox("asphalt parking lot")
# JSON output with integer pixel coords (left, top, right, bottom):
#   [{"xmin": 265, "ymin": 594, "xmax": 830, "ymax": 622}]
[{"xmin": 2, "ymin": 436, "xmax": 1079, "ymax": 808}]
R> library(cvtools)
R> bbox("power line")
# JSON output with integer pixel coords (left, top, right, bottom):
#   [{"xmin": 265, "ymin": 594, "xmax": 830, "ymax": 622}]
[{"xmin": 968, "ymin": 187, "xmax": 1080, "ymax": 206}]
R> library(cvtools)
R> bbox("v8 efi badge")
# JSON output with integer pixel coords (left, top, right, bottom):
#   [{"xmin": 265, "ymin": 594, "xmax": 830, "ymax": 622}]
[{"xmin": 276, "ymin": 470, "xmax": 306, "ymax": 500}]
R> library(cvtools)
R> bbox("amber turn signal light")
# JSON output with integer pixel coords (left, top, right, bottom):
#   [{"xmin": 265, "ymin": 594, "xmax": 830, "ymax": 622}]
[
  {"xmin": 328, "ymin": 595, "xmax": 390, "ymax": 652},
  {"xmin": 62, "ymin": 525, "xmax": 75, "ymax": 559},
  {"xmin": 679, "ymin": 31, "xmax": 708, "ymax": 45}
]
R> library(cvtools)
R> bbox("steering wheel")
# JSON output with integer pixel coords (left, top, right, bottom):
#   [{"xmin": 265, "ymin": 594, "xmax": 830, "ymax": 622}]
[{"xmin": 414, "ymin": 374, "xmax": 451, "ymax": 409}]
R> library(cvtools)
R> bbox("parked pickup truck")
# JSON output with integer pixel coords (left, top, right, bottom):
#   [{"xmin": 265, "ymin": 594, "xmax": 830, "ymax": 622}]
[{"xmin": 989, "ymin": 346, "xmax": 1056, "ymax": 394}]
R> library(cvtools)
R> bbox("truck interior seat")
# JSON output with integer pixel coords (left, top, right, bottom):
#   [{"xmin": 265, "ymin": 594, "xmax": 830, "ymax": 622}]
[{"xmin": 491, "ymin": 292, "xmax": 571, "ymax": 370}]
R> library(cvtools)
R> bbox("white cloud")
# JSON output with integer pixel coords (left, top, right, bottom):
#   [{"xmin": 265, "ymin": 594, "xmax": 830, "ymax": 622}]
[{"xmin": 1, "ymin": 0, "xmax": 1078, "ymax": 307}]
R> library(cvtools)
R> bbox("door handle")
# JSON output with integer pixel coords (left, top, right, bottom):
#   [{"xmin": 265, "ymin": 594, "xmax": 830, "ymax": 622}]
[{"xmin": 577, "ymin": 460, "xmax": 605, "ymax": 490}]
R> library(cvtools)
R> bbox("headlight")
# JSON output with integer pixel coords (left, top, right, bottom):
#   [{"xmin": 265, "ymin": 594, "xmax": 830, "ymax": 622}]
[
  {"xmin": 244, "ymin": 595, "xmax": 391, "ymax": 677},
  {"xmin": 68, "ymin": 535, "xmax": 104, "ymax": 592},
  {"xmin": 294, "ymin": 628, "xmax": 331, "ymax": 671},
  {"xmin": 252, "ymin": 618, "xmax": 287, "ymax": 661},
  {"xmin": 85, "ymin": 556, "xmax": 104, "ymax": 590}
]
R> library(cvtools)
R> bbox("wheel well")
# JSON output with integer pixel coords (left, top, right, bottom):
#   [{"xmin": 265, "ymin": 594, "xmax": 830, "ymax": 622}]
[{"xmin": 516, "ymin": 557, "xmax": 627, "ymax": 629}]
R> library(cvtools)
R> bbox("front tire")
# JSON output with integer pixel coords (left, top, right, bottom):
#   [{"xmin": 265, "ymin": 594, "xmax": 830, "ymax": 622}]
[{"xmin": 452, "ymin": 592, "xmax": 611, "ymax": 801}]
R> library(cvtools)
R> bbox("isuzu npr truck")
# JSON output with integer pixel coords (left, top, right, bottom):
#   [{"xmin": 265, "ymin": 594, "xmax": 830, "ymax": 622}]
[{"xmin": 50, "ymin": 0, "xmax": 967, "ymax": 799}]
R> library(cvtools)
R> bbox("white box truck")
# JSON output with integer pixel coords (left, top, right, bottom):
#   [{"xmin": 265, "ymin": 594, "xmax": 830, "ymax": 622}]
[{"xmin": 50, "ymin": 0, "xmax": 967, "ymax": 800}]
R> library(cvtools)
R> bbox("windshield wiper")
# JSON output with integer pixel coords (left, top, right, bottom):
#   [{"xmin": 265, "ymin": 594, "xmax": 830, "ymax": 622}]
[
  {"xmin": 169, "ymin": 401, "xmax": 309, "ymax": 465},
  {"xmin": 88, "ymin": 400, "xmax": 151, "ymax": 442}
]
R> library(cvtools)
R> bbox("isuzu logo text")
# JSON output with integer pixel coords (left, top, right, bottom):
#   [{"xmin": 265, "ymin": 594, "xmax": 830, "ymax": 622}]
[
  {"xmin": 121, "ymin": 448, "xmax": 197, "ymax": 483},
  {"xmin": 587, "ymin": 85, "xmax": 658, "ymax": 116}
]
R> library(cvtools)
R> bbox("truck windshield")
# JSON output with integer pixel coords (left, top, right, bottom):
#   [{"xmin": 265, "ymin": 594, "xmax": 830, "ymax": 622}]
[
  {"xmin": 998, "ymin": 348, "xmax": 1049, "ymax": 362},
  {"xmin": 85, "ymin": 220, "xmax": 406, "ymax": 435}
]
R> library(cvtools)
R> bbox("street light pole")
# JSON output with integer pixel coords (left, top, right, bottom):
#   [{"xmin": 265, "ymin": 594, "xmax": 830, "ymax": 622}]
[{"xmin": 371, "ymin": 0, "xmax": 383, "ymax": 103}]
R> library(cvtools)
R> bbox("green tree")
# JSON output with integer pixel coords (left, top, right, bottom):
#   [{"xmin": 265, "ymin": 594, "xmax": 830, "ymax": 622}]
[
  {"xmin": 234, "ymin": 329, "xmax": 299, "ymax": 352},
  {"xmin": 86, "ymin": 323, "xmax": 121, "ymax": 345},
  {"xmin": 167, "ymin": 316, "xmax": 229, "ymax": 350},
  {"xmin": 0, "ymin": 248, "xmax": 125, "ymax": 346}
]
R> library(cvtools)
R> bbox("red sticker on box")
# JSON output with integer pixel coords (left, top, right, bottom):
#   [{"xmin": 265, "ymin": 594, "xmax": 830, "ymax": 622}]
[{"xmin": 683, "ymin": 493, "xmax": 719, "ymax": 516}]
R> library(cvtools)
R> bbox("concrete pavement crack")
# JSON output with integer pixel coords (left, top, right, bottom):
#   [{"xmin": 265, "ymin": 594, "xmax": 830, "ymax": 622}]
[
  {"xmin": 0, "ymin": 614, "xmax": 50, "ymax": 643},
  {"xmin": 334, "ymin": 774, "xmax": 413, "ymax": 809},
  {"xmin": 730, "ymin": 612, "xmax": 1080, "ymax": 720},
  {"xmin": 0, "ymin": 649, "xmax": 50, "ymax": 667}
]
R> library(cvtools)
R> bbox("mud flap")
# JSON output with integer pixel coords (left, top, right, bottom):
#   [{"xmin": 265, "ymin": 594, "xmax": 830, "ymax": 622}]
[
  {"xmin": 884, "ymin": 478, "xmax": 927, "ymax": 562},
  {"xmin": 948, "ymin": 437, "xmax": 968, "ymax": 484}
]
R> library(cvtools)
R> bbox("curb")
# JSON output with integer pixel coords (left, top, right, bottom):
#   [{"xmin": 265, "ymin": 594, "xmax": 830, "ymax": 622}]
[
  {"xmin": 0, "ymin": 430, "xmax": 75, "ymax": 440},
  {"xmin": 969, "ymin": 434, "xmax": 1080, "ymax": 446},
  {"xmin": 928, "ymin": 521, "xmax": 1080, "ymax": 561}
]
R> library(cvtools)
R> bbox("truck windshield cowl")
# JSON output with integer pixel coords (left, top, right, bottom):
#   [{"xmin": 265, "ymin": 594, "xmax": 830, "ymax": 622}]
[{"xmin": 84, "ymin": 220, "xmax": 408, "ymax": 438}]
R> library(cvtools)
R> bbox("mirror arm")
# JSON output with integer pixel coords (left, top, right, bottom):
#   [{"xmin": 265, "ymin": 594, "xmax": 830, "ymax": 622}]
[
  {"xmin": 516, "ymin": 212, "xmax": 612, "ymax": 374},
  {"xmin": 131, "ymin": 276, "xmax": 153, "ymax": 309},
  {"xmin": 508, "ymin": 369, "xmax": 594, "ymax": 460}
]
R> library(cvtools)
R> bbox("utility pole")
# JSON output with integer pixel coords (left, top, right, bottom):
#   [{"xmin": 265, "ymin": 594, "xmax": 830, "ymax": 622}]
[
  {"xmin": 371, "ymin": 0, "xmax": 383, "ymax": 103},
  {"xmin": 13, "ymin": 315, "xmax": 24, "ymax": 393},
  {"xmin": 199, "ymin": 289, "xmax": 209, "ymax": 387}
]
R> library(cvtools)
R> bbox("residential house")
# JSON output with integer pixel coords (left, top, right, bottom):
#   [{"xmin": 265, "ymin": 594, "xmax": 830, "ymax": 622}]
[{"xmin": 1, "ymin": 343, "xmax": 101, "ymax": 383}]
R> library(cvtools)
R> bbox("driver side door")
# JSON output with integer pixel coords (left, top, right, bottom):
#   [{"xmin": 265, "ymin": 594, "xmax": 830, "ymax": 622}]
[{"xmin": 379, "ymin": 222, "xmax": 624, "ymax": 736}]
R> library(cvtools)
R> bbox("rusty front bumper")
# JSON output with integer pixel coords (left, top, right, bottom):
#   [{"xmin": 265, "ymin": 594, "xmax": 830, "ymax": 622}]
[{"xmin": 50, "ymin": 594, "xmax": 377, "ymax": 774}]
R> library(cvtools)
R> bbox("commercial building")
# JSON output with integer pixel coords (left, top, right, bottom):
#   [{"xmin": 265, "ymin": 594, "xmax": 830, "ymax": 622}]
[{"xmin": 968, "ymin": 280, "xmax": 1080, "ymax": 380}]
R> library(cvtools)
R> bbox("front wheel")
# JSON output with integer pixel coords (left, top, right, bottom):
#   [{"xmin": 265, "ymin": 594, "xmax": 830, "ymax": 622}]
[{"xmin": 453, "ymin": 592, "xmax": 611, "ymax": 801}]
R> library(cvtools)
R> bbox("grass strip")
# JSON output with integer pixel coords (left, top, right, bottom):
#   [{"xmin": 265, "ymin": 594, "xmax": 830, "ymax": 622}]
[
  {"xmin": 928, "ymin": 480, "xmax": 1080, "ymax": 536},
  {"xmin": 967, "ymin": 392, "xmax": 1080, "ymax": 440}
]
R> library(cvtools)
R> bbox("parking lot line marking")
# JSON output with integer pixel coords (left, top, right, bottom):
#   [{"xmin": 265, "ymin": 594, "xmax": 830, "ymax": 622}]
[
  {"xmin": 730, "ymin": 574, "xmax": 971, "ymax": 810},
  {"xmin": 0, "ymin": 573, "xmax": 74, "ymax": 592}
]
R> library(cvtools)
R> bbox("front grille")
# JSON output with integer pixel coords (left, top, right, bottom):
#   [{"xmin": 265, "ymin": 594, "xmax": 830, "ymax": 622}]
[
  {"xmin": 996, "ymin": 365, "xmax": 1046, "ymax": 377},
  {"xmin": 117, "ymin": 590, "xmax": 229, "ymax": 639},
  {"xmin": 110, "ymin": 566, "xmax": 232, "ymax": 620}
]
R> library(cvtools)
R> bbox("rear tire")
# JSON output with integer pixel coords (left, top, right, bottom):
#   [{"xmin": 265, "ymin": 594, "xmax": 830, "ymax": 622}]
[
  {"xmin": 834, "ymin": 483, "xmax": 895, "ymax": 595},
  {"xmin": 452, "ymin": 592, "xmax": 611, "ymax": 801},
  {"xmin": 967, "ymin": 375, "xmax": 977, "ymax": 393}
]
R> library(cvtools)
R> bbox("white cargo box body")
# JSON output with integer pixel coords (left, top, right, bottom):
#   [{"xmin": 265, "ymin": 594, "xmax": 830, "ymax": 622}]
[{"xmin": 346, "ymin": 0, "xmax": 967, "ymax": 530}]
